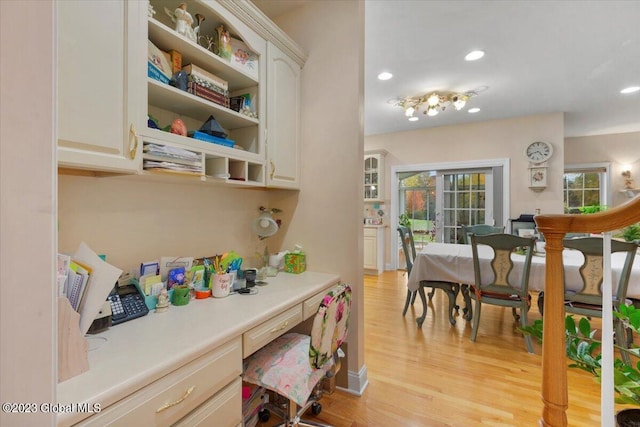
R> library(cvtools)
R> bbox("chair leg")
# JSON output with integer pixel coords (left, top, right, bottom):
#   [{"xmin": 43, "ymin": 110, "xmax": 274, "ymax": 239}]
[
  {"xmin": 512, "ymin": 307, "xmax": 520, "ymax": 321},
  {"xmin": 428, "ymin": 289, "xmax": 435, "ymax": 301},
  {"xmin": 461, "ymin": 285, "xmax": 473, "ymax": 321},
  {"xmin": 470, "ymin": 300, "xmax": 481, "ymax": 342},
  {"xmin": 411, "ymin": 290, "xmax": 417, "ymax": 304},
  {"xmin": 402, "ymin": 290, "xmax": 413, "ymax": 316},
  {"xmin": 537, "ymin": 291, "xmax": 544, "ymax": 316},
  {"xmin": 444, "ymin": 286, "xmax": 457, "ymax": 326},
  {"xmin": 416, "ymin": 285, "xmax": 428, "ymax": 328},
  {"xmin": 520, "ymin": 304, "xmax": 534, "ymax": 354}
]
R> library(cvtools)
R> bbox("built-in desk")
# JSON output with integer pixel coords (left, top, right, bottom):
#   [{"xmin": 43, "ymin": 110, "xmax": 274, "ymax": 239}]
[{"xmin": 57, "ymin": 271, "xmax": 340, "ymax": 426}]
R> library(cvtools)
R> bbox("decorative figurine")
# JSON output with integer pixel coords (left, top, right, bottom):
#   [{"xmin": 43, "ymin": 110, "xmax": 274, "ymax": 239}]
[
  {"xmin": 170, "ymin": 118, "xmax": 187, "ymax": 136},
  {"xmin": 216, "ymin": 25, "xmax": 232, "ymax": 60},
  {"xmin": 155, "ymin": 289, "xmax": 170, "ymax": 313},
  {"xmin": 165, "ymin": 3, "xmax": 205, "ymax": 43}
]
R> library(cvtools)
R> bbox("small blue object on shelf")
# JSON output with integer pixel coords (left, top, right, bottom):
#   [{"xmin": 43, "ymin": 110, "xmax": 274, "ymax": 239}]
[
  {"xmin": 148, "ymin": 61, "xmax": 170, "ymax": 84},
  {"xmin": 189, "ymin": 131, "xmax": 234, "ymax": 148}
]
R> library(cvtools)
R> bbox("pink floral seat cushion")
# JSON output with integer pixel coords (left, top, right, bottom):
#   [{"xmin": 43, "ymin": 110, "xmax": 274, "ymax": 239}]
[{"xmin": 243, "ymin": 283, "xmax": 352, "ymax": 407}]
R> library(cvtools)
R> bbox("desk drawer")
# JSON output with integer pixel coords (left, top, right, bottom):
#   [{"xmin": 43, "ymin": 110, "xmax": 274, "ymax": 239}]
[
  {"xmin": 303, "ymin": 288, "xmax": 332, "ymax": 320},
  {"xmin": 76, "ymin": 338, "xmax": 242, "ymax": 426},
  {"xmin": 174, "ymin": 377, "xmax": 242, "ymax": 426},
  {"xmin": 243, "ymin": 305, "xmax": 302, "ymax": 358},
  {"xmin": 364, "ymin": 227, "xmax": 377, "ymax": 237}
]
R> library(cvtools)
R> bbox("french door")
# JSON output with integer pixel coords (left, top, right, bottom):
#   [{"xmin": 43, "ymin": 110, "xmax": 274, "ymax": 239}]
[
  {"xmin": 437, "ymin": 170, "xmax": 493, "ymax": 243},
  {"xmin": 398, "ymin": 168, "xmax": 494, "ymax": 244}
]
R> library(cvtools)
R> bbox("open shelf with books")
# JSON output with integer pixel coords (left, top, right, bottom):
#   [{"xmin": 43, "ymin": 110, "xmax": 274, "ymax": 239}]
[{"xmin": 145, "ymin": 0, "xmax": 266, "ymax": 185}]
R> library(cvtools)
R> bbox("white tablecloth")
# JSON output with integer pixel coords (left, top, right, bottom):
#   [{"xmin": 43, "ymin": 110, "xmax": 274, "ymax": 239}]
[{"xmin": 407, "ymin": 242, "xmax": 640, "ymax": 297}]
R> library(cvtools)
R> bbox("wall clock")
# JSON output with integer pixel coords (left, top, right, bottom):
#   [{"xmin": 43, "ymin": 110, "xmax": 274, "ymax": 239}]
[{"xmin": 525, "ymin": 141, "xmax": 553, "ymax": 164}]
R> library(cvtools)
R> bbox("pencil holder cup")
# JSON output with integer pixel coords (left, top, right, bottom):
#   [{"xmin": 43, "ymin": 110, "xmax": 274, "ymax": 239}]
[
  {"xmin": 211, "ymin": 273, "xmax": 232, "ymax": 298},
  {"xmin": 171, "ymin": 286, "xmax": 190, "ymax": 306}
]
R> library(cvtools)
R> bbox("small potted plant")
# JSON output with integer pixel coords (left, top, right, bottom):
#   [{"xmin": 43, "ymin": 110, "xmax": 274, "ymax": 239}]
[{"xmin": 521, "ymin": 304, "xmax": 640, "ymax": 426}]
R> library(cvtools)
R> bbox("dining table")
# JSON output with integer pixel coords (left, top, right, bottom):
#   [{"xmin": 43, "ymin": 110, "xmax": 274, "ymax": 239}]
[{"xmin": 406, "ymin": 242, "xmax": 640, "ymax": 326}]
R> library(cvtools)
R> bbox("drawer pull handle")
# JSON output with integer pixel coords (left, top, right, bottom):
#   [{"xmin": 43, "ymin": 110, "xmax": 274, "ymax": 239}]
[
  {"xmin": 270, "ymin": 320, "xmax": 289, "ymax": 333},
  {"xmin": 156, "ymin": 386, "xmax": 195, "ymax": 413},
  {"xmin": 270, "ymin": 160, "xmax": 275, "ymax": 180}
]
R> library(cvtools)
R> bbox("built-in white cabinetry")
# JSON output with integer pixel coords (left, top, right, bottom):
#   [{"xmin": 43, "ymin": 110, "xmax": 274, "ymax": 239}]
[
  {"xmin": 144, "ymin": 0, "xmax": 267, "ymax": 186},
  {"xmin": 266, "ymin": 42, "xmax": 301, "ymax": 189},
  {"xmin": 364, "ymin": 226, "xmax": 385, "ymax": 275},
  {"xmin": 57, "ymin": 0, "xmax": 305, "ymax": 189},
  {"xmin": 57, "ymin": 0, "xmax": 146, "ymax": 173},
  {"xmin": 364, "ymin": 150, "xmax": 387, "ymax": 201}
]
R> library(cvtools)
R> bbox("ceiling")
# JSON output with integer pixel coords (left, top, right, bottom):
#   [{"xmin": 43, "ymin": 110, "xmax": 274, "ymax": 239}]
[{"xmin": 253, "ymin": 1, "xmax": 640, "ymax": 138}]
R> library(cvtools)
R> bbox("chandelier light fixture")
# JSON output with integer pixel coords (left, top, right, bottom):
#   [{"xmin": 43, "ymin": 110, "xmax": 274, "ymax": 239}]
[{"xmin": 397, "ymin": 91, "xmax": 477, "ymax": 118}]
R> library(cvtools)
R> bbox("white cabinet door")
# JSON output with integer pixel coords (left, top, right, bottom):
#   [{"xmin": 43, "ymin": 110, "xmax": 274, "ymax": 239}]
[
  {"xmin": 364, "ymin": 233, "xmax": 377, "ymax": 270},
  {"xmin": 57, "ymin": 0, "xmax": 145, "ymax": 173},
  {"xmin": 266, "ymin": 42, "xmax": 301, "ymax": 189}
]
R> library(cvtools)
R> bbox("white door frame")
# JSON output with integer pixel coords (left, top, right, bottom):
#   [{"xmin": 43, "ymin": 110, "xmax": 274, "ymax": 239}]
[{"xmin": 389, "ymin": 158, "xmax": 510, "ymax": 270}]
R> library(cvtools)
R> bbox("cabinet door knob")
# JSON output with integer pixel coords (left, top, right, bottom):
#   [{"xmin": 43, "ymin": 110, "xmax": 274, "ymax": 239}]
[
  {"xmin": 156, "ymin": 385, "xmax": 195, "ymax": 413},
  {"xmin": 270, "ymin": 160, "xmax": 275, "ymax": 180},
  {"xmin": 129, "ymin": 124, "xmax": 139, "ymax": 160}
]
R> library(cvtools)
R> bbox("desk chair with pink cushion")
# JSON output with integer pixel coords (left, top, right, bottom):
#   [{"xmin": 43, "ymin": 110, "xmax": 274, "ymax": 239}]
[{"xmin": 243, "ymin": 283, "xmax": 351, "ymax": 427}]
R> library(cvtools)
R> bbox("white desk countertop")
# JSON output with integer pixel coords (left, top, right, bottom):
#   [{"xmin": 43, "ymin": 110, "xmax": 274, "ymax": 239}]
[{"xmin": 57, "ymin": 271, "xmax": 340, "ymax": 426}]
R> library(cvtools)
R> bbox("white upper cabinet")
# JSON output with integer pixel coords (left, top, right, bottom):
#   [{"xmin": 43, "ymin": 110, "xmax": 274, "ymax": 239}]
[
  {"xmin": 57, "ymin": 0, "xmax": 146, "ymax": 173},
  {"xmin": 57, "ymin": 0, "xmax": 305, "ymax": 188},
  {"xmin": 364, "ymin": 150, "xmax": 387, "ymax": 201},
  {"xmin": 266, "ymin": 41, "xmax": 301, "ymax": 189}
]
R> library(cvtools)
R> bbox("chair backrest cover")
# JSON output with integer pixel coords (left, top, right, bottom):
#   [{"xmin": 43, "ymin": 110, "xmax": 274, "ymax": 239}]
[
  {"xmin": 397, "ymin": 226, "xmax": 416, "ymax": 274},
  {"xmin": 470, "ymin": 233, "xmax": 534, "ymax": 297},
  {"xmin": 462, "ymin": 224, "xmax": 505, "ymax": 244},
  {"xmin": 563, "ymin": 237, "xmax": 638, "ymax": 306},
  {"xmin": 309, "ymin": 283, "xmax": 352, "ymax": 369}
]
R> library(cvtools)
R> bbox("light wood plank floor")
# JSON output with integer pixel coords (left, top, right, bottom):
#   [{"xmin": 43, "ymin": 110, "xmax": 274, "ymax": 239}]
[{"xmin": 261, "ymin": 270, "xmax": 607, "ymax": 426}]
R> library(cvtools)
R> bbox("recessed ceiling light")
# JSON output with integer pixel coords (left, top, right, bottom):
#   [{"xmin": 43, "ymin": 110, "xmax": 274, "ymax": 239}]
[
  {"xmin": 621, "ymin": 86, "xmax": 640, "ymax": 94},
  {"xmin": 408, "ymin": 117, "xmax": 419, "ymax": 122},
  {"xmin": 468, "ymin": 108, "xmax": 481, "ymax": 114},
  {"xmin": 465, "ymin": 50, "xmax": 485, "ymax": 61},
  {"xmin": 378, "ymin": 72, "xmax": 393, "ymax": 81}
]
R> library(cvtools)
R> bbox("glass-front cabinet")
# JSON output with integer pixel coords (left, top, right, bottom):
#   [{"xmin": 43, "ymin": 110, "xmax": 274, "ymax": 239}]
[{"xmin": 364, "ymin": 150, "xmax": 387, "ymax": 201}]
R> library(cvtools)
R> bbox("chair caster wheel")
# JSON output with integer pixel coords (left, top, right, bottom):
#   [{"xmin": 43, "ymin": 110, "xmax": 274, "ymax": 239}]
[
  {"xmin": 258, "ymin": 408, "xmax": 270, "ymax": 422},
  {"xmin": 311, "ymin": 402, "xmax": 322, "ymax": 415}
]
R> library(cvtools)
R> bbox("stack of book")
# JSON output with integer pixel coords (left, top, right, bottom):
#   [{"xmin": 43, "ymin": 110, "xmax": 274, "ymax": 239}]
[
  {"xmin": 142, "ymin": 143, "xmax": 203, "ymax": 176},
  {"xmin": 182, "ymin": 64, "xmax": 229, "ymax": 108}
]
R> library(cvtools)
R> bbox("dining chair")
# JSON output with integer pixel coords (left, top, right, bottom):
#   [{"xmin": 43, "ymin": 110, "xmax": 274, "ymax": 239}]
[
  {"xmin": 243, "ymin": 283, "xmax": 351, "ymax": 427},
  {"xmin": 469, "ymin": 233, "xmax": 535, "ymax": 353},
  {"xmin": 461, "ymin": 224, "xmax": 505, "ymax": 244},
  {"xmin": 398, "ymin": 226, "xmax": 459, "ymax": 326},
  {"xmin": 537, "ymin": 237, "xmax": 638, "ymax": 362}
]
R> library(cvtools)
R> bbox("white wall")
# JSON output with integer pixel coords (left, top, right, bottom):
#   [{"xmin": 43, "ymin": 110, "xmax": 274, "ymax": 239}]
[
  {"xmin": 565, "ymin": 131, "xmax": 640, "ymax": 207},
  {"xmin": 270, "ymin": 0, "xmax": 366, "ymax": 391},
  {"xmin": 366, "ymin": 113, "xmax": 565, "ymax": 268},
  {"xmin": 1, "ymin": 2, "xmax": 56, "ymax": 426}
]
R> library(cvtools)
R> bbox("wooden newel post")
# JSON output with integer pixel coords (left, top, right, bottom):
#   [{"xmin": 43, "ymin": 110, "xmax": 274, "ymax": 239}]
[{"xmin": 538, "ymin": 231, "xmax": 568, "ymax": 427}]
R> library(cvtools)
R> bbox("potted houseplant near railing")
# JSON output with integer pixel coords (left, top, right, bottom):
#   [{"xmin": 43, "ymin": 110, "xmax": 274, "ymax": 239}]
[{"xmin": 521, "ymin": 304, "xmax": 640, "ymax": 426}]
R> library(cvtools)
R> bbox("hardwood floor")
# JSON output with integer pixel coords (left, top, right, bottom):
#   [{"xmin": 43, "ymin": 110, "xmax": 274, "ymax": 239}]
[{"xmin": 260, "ymin": 270, "xmax": 606, "ymax": 426}]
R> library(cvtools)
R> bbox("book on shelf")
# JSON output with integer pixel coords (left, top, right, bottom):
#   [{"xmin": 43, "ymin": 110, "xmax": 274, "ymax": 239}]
[
  {"xmin": 188, "ymin": 82, "xmax": 230, "ymax": 108},
  {"xmin": 182, "ymin": 63, "xmax": 228, "ymax": 90},
  {"xmin": 143, "ymin": 143, "xmax": 201, "ymax": 163}
]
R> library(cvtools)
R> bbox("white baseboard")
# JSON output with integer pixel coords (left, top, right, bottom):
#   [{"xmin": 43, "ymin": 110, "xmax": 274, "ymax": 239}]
[{"xmin": 341, "ymin": 364, "xmax": 368, "ymax": 396}]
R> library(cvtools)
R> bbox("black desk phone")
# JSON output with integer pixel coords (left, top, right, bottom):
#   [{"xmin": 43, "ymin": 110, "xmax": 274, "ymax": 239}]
[{"xmin": 107, "ymin": 283, "xmax": 149, "ymax": 325}]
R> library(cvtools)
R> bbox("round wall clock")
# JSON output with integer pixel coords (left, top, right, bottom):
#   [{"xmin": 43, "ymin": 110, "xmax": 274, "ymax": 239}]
[{"xmin": 525, "ymin": 141, "xmax": 553, "ymax": 163}]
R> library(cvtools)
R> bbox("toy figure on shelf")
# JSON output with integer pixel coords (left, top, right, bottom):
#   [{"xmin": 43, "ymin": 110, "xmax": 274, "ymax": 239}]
[
  {"xmin": 216, "ymin": 25, "xmax": 232, "ymax": 60},
  {"xmin": 155, "ymin": 289, "xmax": 170, "ymax": 313},
  {"xmin": 165, "ymin": 3, "xmax": 205, "ymax": 43}
]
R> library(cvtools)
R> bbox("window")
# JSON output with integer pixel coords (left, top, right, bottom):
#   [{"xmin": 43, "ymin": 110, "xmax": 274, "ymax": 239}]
[{"xmin": 563, "ymin": 163, "xmax": 610, "ymax": 213}]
